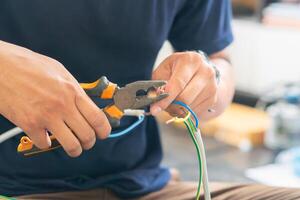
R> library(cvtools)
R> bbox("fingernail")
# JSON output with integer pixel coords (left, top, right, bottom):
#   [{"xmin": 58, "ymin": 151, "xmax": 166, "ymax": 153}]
[
  {"xmin": 151, "ymin": 106, "xmax": 162, "ymax": 116},
  {"xmin": 46, "ymin": 131, "xmax": 52, "ymax": 147},
  {"xmin": 208, "ymin": 108, "xmax": 216, "ymax": 113},
  {"xmin": 46, "ymin": 137, "xmax": 51, "ymax": 147}
]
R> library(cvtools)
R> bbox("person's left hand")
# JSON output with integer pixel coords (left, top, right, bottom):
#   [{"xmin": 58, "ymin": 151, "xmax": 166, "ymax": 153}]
[{"xmin": 150, "ymin": 51, "xmax": 218, "ymax": 118}]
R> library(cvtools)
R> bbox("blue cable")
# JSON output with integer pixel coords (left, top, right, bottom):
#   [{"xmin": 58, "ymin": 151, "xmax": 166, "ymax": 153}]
[
  {"xmin": 107, "ymin": 101, "xmax": 198, "ymax": 138},
  {"xmin": 108, "ymin": 115, "xmax": 145, "ymax": 138},
  {"xmin": 172, "ymin": 101, "xmax": 199, "ymax": 128}
]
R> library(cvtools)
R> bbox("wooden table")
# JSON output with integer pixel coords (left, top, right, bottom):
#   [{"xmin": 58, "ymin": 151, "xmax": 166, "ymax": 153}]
[{"xmin": 160, "ymin": 122, "xmax": 277, "ymax": 182}]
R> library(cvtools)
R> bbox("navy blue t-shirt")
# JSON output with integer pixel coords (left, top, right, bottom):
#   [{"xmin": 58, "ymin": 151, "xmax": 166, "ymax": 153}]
[{"xmin": 0, "ymin": 0, "xmax": 233, "ymax": 198}]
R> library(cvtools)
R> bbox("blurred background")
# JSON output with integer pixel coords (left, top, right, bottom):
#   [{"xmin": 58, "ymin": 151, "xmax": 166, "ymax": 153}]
[{"xmin": 157, "ymin": 0, "xmax": 300, "ymax": 188}]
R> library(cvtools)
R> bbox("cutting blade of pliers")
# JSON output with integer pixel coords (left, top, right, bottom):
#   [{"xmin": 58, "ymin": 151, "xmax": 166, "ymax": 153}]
[
  {"xmin": 113, "ymin": 80, "xmax": 169, "ymax": 110},
  {"xmin": 81, "ymin": 76, "xmax": 168, "ymax": 127}
]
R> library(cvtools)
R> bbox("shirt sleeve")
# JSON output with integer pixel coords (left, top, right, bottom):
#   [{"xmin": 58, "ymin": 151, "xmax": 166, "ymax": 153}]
[{"xmin": 168, "ymin": 0, "xmax": 233, "ymax": 55}]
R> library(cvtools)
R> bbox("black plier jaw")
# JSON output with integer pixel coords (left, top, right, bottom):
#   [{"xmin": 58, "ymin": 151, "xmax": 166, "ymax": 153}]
[
  {"xmin": 80, "ymin": 76, "xmax": 168, "ymax": 128},
  {"xmin": 114, "ymin": 80, "xmax": 168, "ymax": 110},
  {"xmin": 80, "ymin": 76, "xmax": 118, "ymax": 99}
]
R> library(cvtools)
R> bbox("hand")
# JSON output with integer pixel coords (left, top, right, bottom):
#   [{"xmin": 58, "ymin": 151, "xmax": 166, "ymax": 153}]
[
  {"xmin": 151, "ymin": 51, "xmax": 218, "ymax": 118},
  {"xmin": 0, "ymin": 41, "xmax": 111, "ymax": 157}
]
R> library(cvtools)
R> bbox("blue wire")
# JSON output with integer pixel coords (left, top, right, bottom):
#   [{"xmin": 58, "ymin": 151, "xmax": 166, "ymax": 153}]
[
  {"xmin": 107, "ymin": 101, "xmax": 198, "ymax": 138},
  {"xmin": 108, "ymin": 115, "xmax": 145, "ymax": 138},
  {"xmin": 172, "ymin": 101, "xmax": 199, "ymax": 128}
]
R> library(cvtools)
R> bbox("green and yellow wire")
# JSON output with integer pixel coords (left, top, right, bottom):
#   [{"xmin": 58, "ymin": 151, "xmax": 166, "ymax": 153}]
[
  {"xmin": 167, "ymin": 107, "xmax": 203, "ymax": 200},
  {"xmin": 0, "ymin": 195, "xmax": 15, "ymax": 200},
  {"xmin": 185, "ymin": 117, "xmax": 203, "ymax": 200}
]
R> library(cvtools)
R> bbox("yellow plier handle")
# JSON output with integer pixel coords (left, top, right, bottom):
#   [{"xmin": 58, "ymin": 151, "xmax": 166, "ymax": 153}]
[
  {"xmin": 80, "ymin": 76, "xmax": 117, "ymax": 99},
  {"xmin": 80, "ymin": 76, "xmax": 124, "ymax": 128}
]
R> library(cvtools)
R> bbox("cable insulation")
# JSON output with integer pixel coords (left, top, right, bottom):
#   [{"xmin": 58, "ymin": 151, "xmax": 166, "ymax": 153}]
[
  {"xmin": 173, "ymin": 101, "xmax": 199, "ymax": 128},
  {"xmin": 108, "ymin": 115, "xmax": 145, "ymax": 138},
  {"xmin": 185, "ymin": 119, "xmax": 202, "ymax": 199},
  {"xmin": 170, "ymin": 100, "xmax": 211, "ymax": 200},
  {"xmin": 0, "ymin": 127, "xmax": 23, "ymax": 144}
]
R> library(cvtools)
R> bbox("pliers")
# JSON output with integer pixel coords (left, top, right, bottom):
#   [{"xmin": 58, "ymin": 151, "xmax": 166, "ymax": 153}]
[{"xmin": 17, "ymin": 76, "xmax": 168, "ymax": 156}]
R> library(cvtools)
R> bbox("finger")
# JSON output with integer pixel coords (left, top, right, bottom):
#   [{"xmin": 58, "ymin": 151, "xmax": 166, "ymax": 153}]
[
  {"xmin": 25, "ymin": 128, "xmax": 51, "ymax": 150},
  {"xmin": 151, "ymin": 62, "xmax": 197, "ymax": 115},
  {"xmin": 64, "ymin": 109, "xmax": 96, "ymax": 150},
  {"xmin": 164, "ymin": 75, "xmax": 205, "ymax": 117},
  {"xmin": 194, "ymin": 95, "xmax": 217, "ymax": 116},
  {"xmin": 152, "ymin": 57, "xmax": 172, "ymax": 81},
  {"xmin": 75, "ymin": 93, "xmax": 111, "ymax": 139},
  {"xmin": 176, "ymin": 74, "xmax": 207, "ymax": 105},
  {"xmin": 190, "ymin": 80, "xmax": 218, "ymax": 109},
  {"xmin": 48, "ymin": 120, "xmax": 82, "ymax": 157}
]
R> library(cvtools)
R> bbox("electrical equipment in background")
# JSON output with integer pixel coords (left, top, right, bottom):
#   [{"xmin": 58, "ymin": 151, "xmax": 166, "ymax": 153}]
[
  {"xmin": 231, "ymin": 0, "xmax": 260, "ymax": 16},
  {"xmin": 257, "ymin": 82, "xmax": 300, "ymax": 149}
]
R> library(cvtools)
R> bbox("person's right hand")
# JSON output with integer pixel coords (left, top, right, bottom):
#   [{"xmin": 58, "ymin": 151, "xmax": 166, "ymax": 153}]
[{"xmin": 0, "ymin": 41, "xmax": 111, "ymax": 157}]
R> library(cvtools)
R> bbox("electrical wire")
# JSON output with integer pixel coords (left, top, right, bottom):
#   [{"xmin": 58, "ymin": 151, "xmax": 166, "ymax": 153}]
[
  {"xmin": 0, "ymin": 195, "xmax": 15, "ymax": 200},
  {"xmin": 173, "ymin": 101, "xmax": 199, "ymax": 128},
  {"xmin": 169, "ymin": 101, "xmax": 211, "ymax": 200},
  {"xmin": 0, "ymin": 127, "xmax": 23, "ymax": 144},
  {"xmin": 187, "ymin": 116, "xmax": 211, "ymax": 200},
  {"xmin": 0, "ymin": 111, "xmax": 145, "ymax": 199},
  {"xmin": 0, "ymin": 111, "xmax": 145, "ymax": 143},
  {"xmin": 194, "ymin": 127, "xmax": 210, "ymax": 200},
  {"xmin": 185, "ymin": 118, "xmax": 202, "ymax": 199},
  {"xmin": 108, "ymin": 114, "xmax": 145, "ymax": 138},
  {"xmin": 166, "ymin": 112, "xmax": 191, "ymax": 124}
]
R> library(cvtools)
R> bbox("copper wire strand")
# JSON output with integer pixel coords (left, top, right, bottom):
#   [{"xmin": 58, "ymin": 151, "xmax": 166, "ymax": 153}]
[{"xmin": 166, "ymin": 107, "xmax": 190, "ymax": 124}]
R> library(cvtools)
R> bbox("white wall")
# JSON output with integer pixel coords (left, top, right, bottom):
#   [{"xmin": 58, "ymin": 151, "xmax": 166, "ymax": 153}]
[
  {"xmin": 153, "ymin": 41, "xmax": 173, "ymax": 70},
  {"xmin": 230, "ymin": 20, "xmax": 300, "ymax": 94}
]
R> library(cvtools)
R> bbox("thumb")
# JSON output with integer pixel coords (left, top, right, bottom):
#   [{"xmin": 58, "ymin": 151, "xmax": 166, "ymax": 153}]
[
  {"xmin": 151, "ymin": 58, "xmax": 173, "ymax": 115},
  {"xmin": 151, "ymin": 59, "xmax": 197, "ymax": 115},
  {"xmin": 150, "ymin": 57, "xmax": 172, "ymax": 116},
  {"xmin": 152, "ymin": 57, "xmax": 172, "ymax": 81}
]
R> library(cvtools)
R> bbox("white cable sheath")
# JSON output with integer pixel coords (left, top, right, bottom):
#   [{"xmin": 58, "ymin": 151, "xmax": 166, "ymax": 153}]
[
  {"xmin": 0, "ymin": 127, "xmax": 23, "ymax": 143},
  {"xmin": 195, "ymin": 128, "xmax": 211, "ymax": 200},
  {"xmin": 0, "ymin": 109, "xmax": 145, "ymax": 144},
  {"xmin": 123, "ymin": 109, "xmax": 145, "ymax": 117}
]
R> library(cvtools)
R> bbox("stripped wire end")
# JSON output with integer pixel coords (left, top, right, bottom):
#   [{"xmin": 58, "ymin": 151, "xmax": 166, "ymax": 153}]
[{"xmin": 165, "ymin": 112, "xmax": 191, "ymax": 125}]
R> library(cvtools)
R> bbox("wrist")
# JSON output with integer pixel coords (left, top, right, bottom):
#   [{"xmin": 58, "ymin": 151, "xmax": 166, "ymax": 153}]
[{"xmin": 196, "ymin": 50, "xmax": 221, "ymax": 84}]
